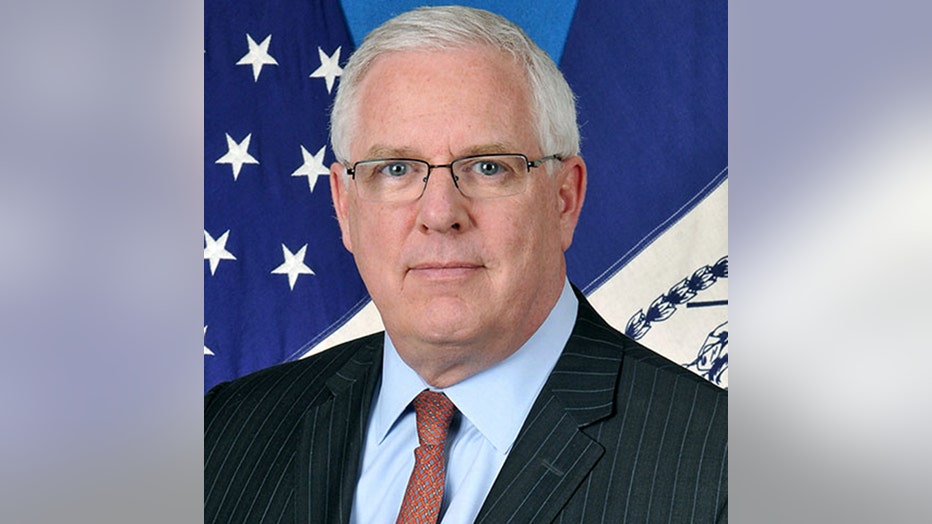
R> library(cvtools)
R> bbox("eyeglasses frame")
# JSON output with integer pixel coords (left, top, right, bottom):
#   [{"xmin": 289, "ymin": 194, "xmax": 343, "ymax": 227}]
[{"xmin": 344, "ymin": 153, "xmax": 563, "ymax": 201}]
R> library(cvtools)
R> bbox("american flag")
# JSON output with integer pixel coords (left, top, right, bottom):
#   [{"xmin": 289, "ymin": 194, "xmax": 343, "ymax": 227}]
[
  {"xmin": 204, "ymin": 0, "xmax": 366, "ymax": 391},
  {"xmin": 205, "ymin": 0, "xmax": 728, "ymax": 392}
]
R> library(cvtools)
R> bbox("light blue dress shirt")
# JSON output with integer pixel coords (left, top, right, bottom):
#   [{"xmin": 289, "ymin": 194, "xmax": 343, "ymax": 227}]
[{"xmin": 350, "ymin": 280, "xmax": 578, "ymax": 523}]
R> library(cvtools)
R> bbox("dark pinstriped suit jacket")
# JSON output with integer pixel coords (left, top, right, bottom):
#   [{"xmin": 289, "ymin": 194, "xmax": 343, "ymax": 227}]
[{"xmin": 205, "ymin": 290, "xmax": 728, "ymax": 523}]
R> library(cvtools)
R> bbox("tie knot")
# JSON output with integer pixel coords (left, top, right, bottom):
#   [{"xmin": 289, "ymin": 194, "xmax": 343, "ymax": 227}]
[{"xmin": 412, "ymin": 390, "xmax": 455, "ymax": 447}]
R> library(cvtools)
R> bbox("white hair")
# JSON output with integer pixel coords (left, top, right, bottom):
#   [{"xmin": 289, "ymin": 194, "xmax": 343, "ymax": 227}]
[{"xmin": 329, "ymin": 5, "xmax": 580, "ymax": 166}]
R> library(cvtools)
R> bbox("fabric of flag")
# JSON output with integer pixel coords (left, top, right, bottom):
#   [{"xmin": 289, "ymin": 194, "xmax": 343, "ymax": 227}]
[
  {"xmin": 204, "ymin": 0, "xmax": 365, "ymax": 392},
  {"xmin": 205, "ymin": 0, "xmax": 728, "ymax": 392},
  {"xmin": 560, "ymin": 1, "xmax": 729, "ymax": 388}
]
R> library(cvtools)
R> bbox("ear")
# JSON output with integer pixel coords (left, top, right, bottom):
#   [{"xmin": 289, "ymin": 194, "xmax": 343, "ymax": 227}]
[
  {"xmin": 555, "ymin": 155, "xmax": 587, "ymax": 251},
  {"xmin": 329, "ymin": 162, "xmax": 354, "ymax": 253}
]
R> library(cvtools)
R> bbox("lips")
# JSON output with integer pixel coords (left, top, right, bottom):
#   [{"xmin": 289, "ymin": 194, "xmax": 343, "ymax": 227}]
[
  {"xmin": 407, "ymin": 262, "xmax": 483, "ymax": 279},
  {"xmin": 409, "ymin": 261, "xmax": 481, "ymax": 270}
]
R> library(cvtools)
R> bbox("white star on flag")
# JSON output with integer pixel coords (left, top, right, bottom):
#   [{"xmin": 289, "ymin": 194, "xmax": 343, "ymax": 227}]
[
  {"xmin": 204, "ymin": 229, "xmax": 237, "ymax": 275},
  {"xmin": 204, "ymin": 326, "xmax": 214, "ymax": 356},
  {"xmin": 237, "ymin": 34, "xmax": 278, "ymax": 81},
  {"xmin": 309, "ymin": 46, "xmax": 343, "ymax": 93},
  {"xmin": 291, "ymin": 145, "xmax": 330, "ymax": 192},
  {"xmin": 271, "ymin": 243, "xmax": 315, "ymax": 290},
  {"xmin": 215, "ymin": 133, "xmax": 259, "ymax": 180}
]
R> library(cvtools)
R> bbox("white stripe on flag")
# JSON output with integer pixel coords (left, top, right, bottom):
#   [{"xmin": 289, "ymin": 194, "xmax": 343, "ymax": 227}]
[
  {"xmin": 300, "ymin": 300, "xmax": 383, "ymax": 358},
  {"xmin": 589, "ymin": 179, "xmax": 728, "ymax": 387}
]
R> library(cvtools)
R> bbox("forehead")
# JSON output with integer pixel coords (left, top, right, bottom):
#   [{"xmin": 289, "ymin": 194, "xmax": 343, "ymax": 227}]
[{"xmin": 351, "ymin": 47, "xmax": 536, "ymax": 159}]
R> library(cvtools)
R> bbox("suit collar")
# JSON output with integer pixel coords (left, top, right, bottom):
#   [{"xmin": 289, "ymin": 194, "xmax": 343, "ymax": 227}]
[
  {"xmin": 295, "ymin": 335, "xmax": 383, "ymax": 524},
  {"xmin": 548, "ymin": 286, "xmax": 625, "ymax": 426},
  {"xmin": 322, "ymin": 336, "xmax": 382, "ymax": 397},
  {"xmin": 477, "ymin": 288, "xmax": 625, "ymax": 522}
]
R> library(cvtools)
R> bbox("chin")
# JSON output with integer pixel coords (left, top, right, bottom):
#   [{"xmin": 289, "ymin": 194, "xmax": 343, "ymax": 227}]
[{"xmin": 413, "ymin": 311, "xmax": 485, "ymax": 346}]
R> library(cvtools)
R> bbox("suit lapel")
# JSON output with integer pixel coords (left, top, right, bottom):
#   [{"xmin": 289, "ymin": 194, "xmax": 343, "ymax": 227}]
[
  {"xmin": 476, "ymin": 292, "xmax": 624, "ymax": 523},
  {"xmin": 295, "ymin": 336, "xmax": 383, "ymax": 524}
]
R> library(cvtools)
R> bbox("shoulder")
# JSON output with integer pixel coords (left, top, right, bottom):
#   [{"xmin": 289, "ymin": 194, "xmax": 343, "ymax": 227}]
[
  {"xmin": 204, "ymin": 332, "xmax": 383, "ymax": 428},
  {"xmin": 568, "ymin": 293, "xmax": 727, "ymax": 521},
  {"xmin": 204, "ymin": 334, "xmax": 382, "ymax": 521}
]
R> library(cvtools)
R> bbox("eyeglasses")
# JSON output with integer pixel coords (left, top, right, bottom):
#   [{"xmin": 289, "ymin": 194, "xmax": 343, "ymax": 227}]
[{"xmin": 345, "ymin": 153, "xmax": 563, "ymax": 202}]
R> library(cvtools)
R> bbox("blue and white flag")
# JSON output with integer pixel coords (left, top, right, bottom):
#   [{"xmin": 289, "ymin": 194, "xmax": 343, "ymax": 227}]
[
  {"xmin": 205, "ymin": 0, "xmax": 728, "ymax": 392},
  {"xmin": 560, "ymin": 1, "xmax": 729, "ymax": 387}
]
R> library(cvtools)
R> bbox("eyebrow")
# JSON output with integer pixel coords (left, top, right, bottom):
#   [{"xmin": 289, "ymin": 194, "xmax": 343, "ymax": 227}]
[{"xmin": 361, "ymin": 142, "xmax": 517, "ymax": 161}]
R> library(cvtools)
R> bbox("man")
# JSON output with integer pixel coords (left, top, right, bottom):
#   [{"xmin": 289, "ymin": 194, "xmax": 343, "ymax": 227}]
[{"xmin": 205, "ymin": 6, "xmax": 727, "ymax": 523}]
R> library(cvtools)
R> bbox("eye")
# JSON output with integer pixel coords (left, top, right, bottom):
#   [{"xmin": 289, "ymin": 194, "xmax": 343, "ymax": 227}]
[
  {"xmin": 471, "ymin": 159, "xmax": 504, "ymax": 176},
  {"xmin": 379, "ymin": 162, "xmax": 411, "ymax": 177}
]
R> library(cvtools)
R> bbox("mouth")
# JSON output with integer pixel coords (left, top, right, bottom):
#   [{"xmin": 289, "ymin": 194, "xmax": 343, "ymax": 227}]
[{"xmin": 407, "ymin": 262, "xmax": 484, "ymax": 280}]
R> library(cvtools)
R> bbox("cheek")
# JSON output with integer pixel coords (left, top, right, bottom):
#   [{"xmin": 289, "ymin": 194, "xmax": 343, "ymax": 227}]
[
  {"xmin": 495, "ymin": 205, "xmax": 561, "ymax": 267},
  {"xmin": 349, "ymin": 208, "xmax": 408, "ymax": 271}
]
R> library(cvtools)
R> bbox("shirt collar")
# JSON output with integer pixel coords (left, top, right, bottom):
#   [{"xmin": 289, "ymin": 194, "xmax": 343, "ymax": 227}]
[{"xmin": 372, "ymin": 279, "xmax": 578, "ymax": 454}]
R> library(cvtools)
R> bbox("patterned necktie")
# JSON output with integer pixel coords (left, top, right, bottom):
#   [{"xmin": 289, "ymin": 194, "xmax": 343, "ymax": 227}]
[{"xmin": 396, "ymin": 390, "xmax": 456, "ymax": 524}]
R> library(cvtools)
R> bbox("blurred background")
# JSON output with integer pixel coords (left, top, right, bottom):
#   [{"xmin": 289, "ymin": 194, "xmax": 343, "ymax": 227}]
[{"xmin": 0, "ymin": 0, "xmax": 929, "ymax": 521}]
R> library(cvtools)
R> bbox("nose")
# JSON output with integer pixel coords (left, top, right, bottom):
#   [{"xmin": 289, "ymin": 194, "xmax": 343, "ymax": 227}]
[{"xmin": 416, "ymin": 165, "xmax": 468, "ymax": 233}]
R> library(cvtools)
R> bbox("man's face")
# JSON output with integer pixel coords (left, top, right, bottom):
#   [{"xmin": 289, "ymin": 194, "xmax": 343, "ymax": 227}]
[{"xmin": 330, "ymin": 47, "xmax": 585, "ymax": 384}]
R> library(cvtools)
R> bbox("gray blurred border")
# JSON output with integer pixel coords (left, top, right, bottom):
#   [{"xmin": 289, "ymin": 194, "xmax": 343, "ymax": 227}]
[
  {"xmin": 1, "ymin": 0, "xmax": 931, "ymax": 521},
  {"xmin": 731, "ymin": 1, "xmax": 932, "ymax": 521},
  {"xmin": 0, "ymin": 0, "xmax": 202, "ymax": 522}
]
